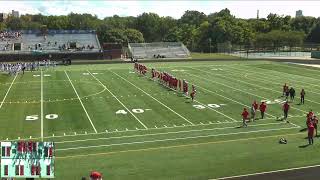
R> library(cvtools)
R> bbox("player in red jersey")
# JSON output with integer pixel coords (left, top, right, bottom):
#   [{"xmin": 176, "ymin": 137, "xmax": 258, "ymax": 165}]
[
  {"xmin": 241, "ymin": 108, "xmax": 249, "ymax": 127},
  {"xmin": 259, "ymin": 102, "xmax": 267, "ymax": 119},
  {"xmin": 190, "ymin": 85, "xmax": 196, "ymax": 101},
  {"xmin": 307, "ymin": 121, "xmax": 315, "ymax": 145},
  {"xmin": 183, "ymin": 80, "xmax": 188, "ymax": 96},
  {"xmin": 90, "ymin": 171, "xmax": 102, "ymax": 180},
  {"xmin": 252, "ymin": 100, "xmax": 259, "ymax": 111},
  {"xmin": 283, "ymin": 83, "xmax": 288, "ymax": 97},
  {"xmin": 283, "ymin": 101, "xmax": 290, "ymax": 122}
]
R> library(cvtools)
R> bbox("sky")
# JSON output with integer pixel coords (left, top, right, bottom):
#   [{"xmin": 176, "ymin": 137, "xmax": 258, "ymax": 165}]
[{"xmin": 0, "ymin": 0, "xmax": 319, "ymax": 19}]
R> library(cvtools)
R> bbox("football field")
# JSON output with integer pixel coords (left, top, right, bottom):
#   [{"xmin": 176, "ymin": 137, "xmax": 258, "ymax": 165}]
[{"xmin": 1, "ymin": 60, "xmax": 320, "ymax": 179}]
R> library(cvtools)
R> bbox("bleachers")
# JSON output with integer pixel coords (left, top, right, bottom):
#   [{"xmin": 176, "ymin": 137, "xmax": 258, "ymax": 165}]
[
  {"xmin": 128, "ymin": 42, "xmax": 190, "ymax": 59},
  {"xmin": 0, "ymin": 30, "xmax": 101, "ymax": 53}
]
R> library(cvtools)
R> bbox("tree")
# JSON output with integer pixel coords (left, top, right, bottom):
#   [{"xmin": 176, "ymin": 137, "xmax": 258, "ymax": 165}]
[
  {"xmin": 179, "ymin": 10, "xmax": 207, "ymax": 27},
  {"xmin": 124, "ymin": 29, "xmax": 144, "ymax": 43},
  {"xmin": 135, "ymin": 13, "xmax": 161, "ymax": 42}
]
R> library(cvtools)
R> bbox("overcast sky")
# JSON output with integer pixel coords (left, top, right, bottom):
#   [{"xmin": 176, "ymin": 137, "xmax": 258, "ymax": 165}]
[{"xmin": 0, "ymin": 0, "xmax": 319, "ymax": 19}]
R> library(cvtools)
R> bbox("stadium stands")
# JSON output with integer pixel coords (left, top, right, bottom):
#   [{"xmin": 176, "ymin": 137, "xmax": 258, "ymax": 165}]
[
  {"xmin": 128, "ymin": 42, "xmax": 190, "ymax": 59},
  {"xmin": 0, "ymin": 30, "xmax": 100, "ymax": 53}
]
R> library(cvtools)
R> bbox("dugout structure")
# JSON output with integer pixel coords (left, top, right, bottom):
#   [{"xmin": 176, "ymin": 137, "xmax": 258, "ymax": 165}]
[
  {"xmin": 128, "ymin": 42, "xmax": 190, "ymax": 59},
  {"xmin": 102, "ymin": 43, "xmax": 123, "ymax": 59}
]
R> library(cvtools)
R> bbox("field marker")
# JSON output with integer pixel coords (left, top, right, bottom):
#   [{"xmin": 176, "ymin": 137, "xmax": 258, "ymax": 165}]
[
  {"xmin": 29, "ymin": 136, "xmax": 32, "ymax": 139},
  {"xmin": 74, "ymin": 132, "xmax": 77, "ymax": 135},
  {"xmin": 6, "ymin": 138, "xmax": 8, "ymax": 141},
  {"xmin": 115, "ymin": 129, "xmax": 118, "ymax": 132},
  {"xmin": 18, "ymin": 137, "xmax": 20, "ymax": 140},
  {"xmin": 155, "ymin": 126, "xmax": 158, "ymax": 128},
  {"xmin": 126, "ymin": 128, "xmax": 129, "ymax": 131},
  {"xmin": 65, "ymin": 71, "xmax": 98, "ymax": 133},
  {"xmin": 55, "ymin": 126, "xmax": 299, "ymax": 151},
  {"xmin": 56, "ymin": 131, "xmax": 301, "ymax": 159},
  {"xmin": 112, "ymin": 71, "xmax": 195, "ymax": 125},
  {"xmin": 200, "ymin": 122, "xmax": 204, "ymax": 125},
  {"xmin": 52, "ymin": 134, "xmax": 54, "ymax": 137},
  {"xmin": 8, "ymin": 115, "xmax": 305, "ymax": 142},
  {"xmin": 88, "ymin": 70, "xmax": 148, "ymax": 129},
  {"xmin": 85, "ymin": 131, "xmax": 87, "ymax": 134},
  {"xmin": 105, "ymin": 130, "xmax": 108, "ymax": 133},
  {"xmin": 0, "ymin": 74, "xmax": 17, "ymax": 109},
  {"xmin": 55, "ymin": 122, "xmax": 293, "ymax": 145},
  {"xmin": 182, "ymin": 124, "xmax": 185, "ymax": 126},
  {"xmin": 64, "ymin": 133, "xmax": 66, "ymax": 136},
  {"xmin": 173, "ymin": 124, "xmax": 177, "ymax": 127},
  {"xmin": 214, "ymin": 164, "xmax": 320, "ymax": 180}
]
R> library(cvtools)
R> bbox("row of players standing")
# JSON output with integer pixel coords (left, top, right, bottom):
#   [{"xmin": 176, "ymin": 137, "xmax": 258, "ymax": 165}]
[
  {"xmin": 0, "ymin": 60, "xmax": 57, "ymax": 75},
  {"xmin": 133, "ymin": 63, "xmax": 196, "ymax": 101}
]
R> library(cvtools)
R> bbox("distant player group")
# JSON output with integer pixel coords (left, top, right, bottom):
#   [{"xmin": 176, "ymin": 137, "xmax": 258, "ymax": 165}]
[
  {"xmin": 133, "ymin": 63, "xmax": 196, "ymax": 101},
  {"xmin": 241, "ymin": 83, "xmax": 317, "ymax": 145},
  {"xmin": 0, "ymin": 60, "xmax": 57, "ymax": 75}
]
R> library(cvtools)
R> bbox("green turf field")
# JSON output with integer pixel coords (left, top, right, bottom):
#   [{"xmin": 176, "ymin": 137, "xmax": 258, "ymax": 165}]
[{"xmin": 1, "ymin": 60, "xmax": 320, "ymax": 179}]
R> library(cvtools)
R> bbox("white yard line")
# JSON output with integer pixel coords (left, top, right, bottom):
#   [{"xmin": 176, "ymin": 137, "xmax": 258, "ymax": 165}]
[
  {"xmin": 0, "ymin": 74, "xmax": 17, "ymax": 109},
  {"xmin": 55, "ymin": 121, "xmax": 295, "ymax": 144},
  {"xmin": 41, "ymin": 70, "xmax": 44, "ymax": 141},
  {"xmin": 55, "ymin": 126, "xmax": 299, "ymax": 151},
  {"xmin": 213, "ymin": 164, "xmax": 320, "ymax": 180},
  {"xmin": 111, "ymin": 70, "xmax": 195, "ymax": 125},
  {"xmin": 64, "ymin": 71, "xmax": 98, "ymax": 133},
  {"xmin": 87, "ymin": 70, "xmax": 148, "ymax": 129}
]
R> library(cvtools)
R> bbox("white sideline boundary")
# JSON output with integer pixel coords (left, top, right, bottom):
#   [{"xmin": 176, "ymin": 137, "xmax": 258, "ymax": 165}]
[
  {"xmin": 55, "ymin": 121, "xmax": 292, "ymax": 144},
  {"xmin": 41, "ymin": 70, "xmax": 44, "ymax": 141},
  {"xmin": 65, "ymin": 71, "xmax": 98, "ymax": 133},
  {"xmin": 111, "ymin": 70, "xmax": 195, "ymax": 125},
  {"xmin": 0, "ymin": 74, "xmax": 17, "ymax": 109},
  {"xmin": 87, "ymin": 70, "xmax": 148, "ymax": 129},
  {"xmin": 2, "ymin": 115, "xmax": 305, "ymax": 142},
  {"xmin": 213, "ymin": 164, "xmax": 320, "ymax": 180},
  {"xmin": 55, "ymin": 126, "xmax": 299, "ymax": 151}
]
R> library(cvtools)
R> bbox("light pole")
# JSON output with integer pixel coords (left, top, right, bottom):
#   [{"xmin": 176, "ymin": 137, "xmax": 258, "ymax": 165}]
[{"xmin": 208, "ymin": 38, "xmax": 212, "ymax": 54}]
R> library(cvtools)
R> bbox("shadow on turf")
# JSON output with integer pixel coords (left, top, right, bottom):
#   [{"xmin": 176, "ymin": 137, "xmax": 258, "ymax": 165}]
[{"xmin": 299, "ymin": 144, "xmax": 310, "ymax": 148}]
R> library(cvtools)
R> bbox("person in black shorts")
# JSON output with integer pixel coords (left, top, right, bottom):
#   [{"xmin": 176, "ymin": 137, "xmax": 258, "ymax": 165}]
[
  {"xmin": 300, "ymin": 89, "xmax": 305, "ymax": 104},
  {"xmin": 289, "ymin": 87, "xmax": 295, "ymax": 102}
]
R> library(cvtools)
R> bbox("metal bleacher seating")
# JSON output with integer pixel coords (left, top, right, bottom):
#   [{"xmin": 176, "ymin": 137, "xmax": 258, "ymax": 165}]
[
  {"xmin": 0, "ymin": 30, "xmax": 101, "ymax": 53},
  {"xmin": 128, "ymin": 42, "xmax": 190, "ymax": 59}
]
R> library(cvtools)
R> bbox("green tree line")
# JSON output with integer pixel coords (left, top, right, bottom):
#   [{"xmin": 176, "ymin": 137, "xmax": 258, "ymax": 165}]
[{"xmin": 1, "ymin": 9, "xmax": 320, "ymax": 52}]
